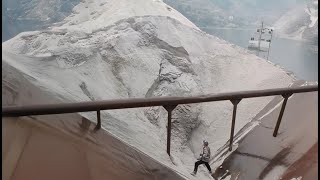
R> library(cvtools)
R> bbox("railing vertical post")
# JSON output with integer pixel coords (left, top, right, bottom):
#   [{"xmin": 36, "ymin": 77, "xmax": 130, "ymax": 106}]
[
  {"xmin": 167, "ymin": 109, "xmax": 172, "ymax": 156},
  {"xmin": 163, "ymin": 105, "xmax": 177, "ymax": 156},
  {"xmin": 95, "ymin": 110, "xmax": 101, "ymax": 130},
  {"xmin": 229, "ymin": 99, "xmax": 241, "ymax": 151},
  {"xmin": 273, "ymin": 93, "xmax": 292, "ymax": 137}
]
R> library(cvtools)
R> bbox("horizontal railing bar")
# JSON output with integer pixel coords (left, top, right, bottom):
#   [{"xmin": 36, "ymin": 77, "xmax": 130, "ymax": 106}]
[{"xmin": 2, "ymin": 85, "xmax": 318, "ymax": 117}]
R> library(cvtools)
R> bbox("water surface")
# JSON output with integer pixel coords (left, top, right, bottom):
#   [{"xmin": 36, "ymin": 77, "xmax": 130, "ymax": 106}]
[{"xmin": 203, "ymin": 28, "xmax": 318, "ymax": 81}]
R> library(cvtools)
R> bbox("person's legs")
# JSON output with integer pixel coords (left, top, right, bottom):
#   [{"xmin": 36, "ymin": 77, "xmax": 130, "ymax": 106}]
[
  {"xmin": 204, "ymin": 162, "xmax": 212, "ymax": 173},
  {"xmin": 193, "ymin": 160, "xmax": 204, "ymax": 173}
]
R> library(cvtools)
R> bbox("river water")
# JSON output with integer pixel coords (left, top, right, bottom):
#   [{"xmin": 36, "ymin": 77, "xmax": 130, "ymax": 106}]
[{"xmin": 203, "ymin": 28, "xmax": 318, "ymax": 81}]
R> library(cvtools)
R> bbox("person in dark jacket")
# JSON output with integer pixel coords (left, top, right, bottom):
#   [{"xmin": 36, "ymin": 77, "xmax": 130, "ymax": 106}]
[{"xmin": 191, "ymin": 140, "xmax": 212, "ymax": 175}]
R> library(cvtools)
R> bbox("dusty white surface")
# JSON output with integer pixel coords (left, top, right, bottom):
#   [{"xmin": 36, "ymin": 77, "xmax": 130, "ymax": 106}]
[
  {"xmin": 54, "ymin": 0, "xmax": 199, "ymax": 32},
  {"xmin": 2, "ymin": 0, "xmax": 295, "ymax": 179}
]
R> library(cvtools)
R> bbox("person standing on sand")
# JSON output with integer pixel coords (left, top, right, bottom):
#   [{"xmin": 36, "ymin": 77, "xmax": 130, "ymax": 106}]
[{"xmin": 191, "ymin": 140, "xmax": 212, "ymax": 175}]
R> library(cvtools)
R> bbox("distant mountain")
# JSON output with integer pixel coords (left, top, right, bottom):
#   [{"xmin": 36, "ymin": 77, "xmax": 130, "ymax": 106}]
[
  {"xmin": 274, "ymin": 0, "xmax": 318, "ymax": 43},
  {"xmin": 163, "ymin": 0, "xmax": 300, "ymax": 29},
  {"xmin": 163, "ymin": 0, "xmax": 318, "ymax": 43},
  {"xmin": 2, "ymin": 0, "xmax": 80, "ymax": 42}
]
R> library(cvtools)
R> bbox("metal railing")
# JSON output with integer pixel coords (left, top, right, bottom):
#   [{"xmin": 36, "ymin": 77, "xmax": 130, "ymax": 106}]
[{"xmin": 2, "ymin": 85, "xmax": 318, "ymax": 156}]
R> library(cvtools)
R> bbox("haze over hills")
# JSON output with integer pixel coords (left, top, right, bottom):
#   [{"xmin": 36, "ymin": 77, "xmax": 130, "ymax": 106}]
[
  {"xmin": 164, "ymin": 0, "xmax": 318, "ymax": 43},
  {"xmin": 3, "ymin": 0, "xmax": 317, "ymax": 43},
  {"xmin": 163, "ymin": 0, "xmax": 301, "ymax": 29},
  {"xmin": 2, "ymin": 0, "xmax": 298, "ymax": 179},
  {"xmin": 274, "ymin": 0, "xmax": 318, "ymax": 43},
  {"xmin": 2, "ymin": 0, "xmax": 81, "ymax": 42}
]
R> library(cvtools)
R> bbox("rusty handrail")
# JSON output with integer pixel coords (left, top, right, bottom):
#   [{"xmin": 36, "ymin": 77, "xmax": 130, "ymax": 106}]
[
  {"xmin": 2, "ymin": 85, "xmax": 317, "ymax": 117},
  {"xmin": 2, "ymin": 85, "xmax": 318, "ymax": 155}
]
